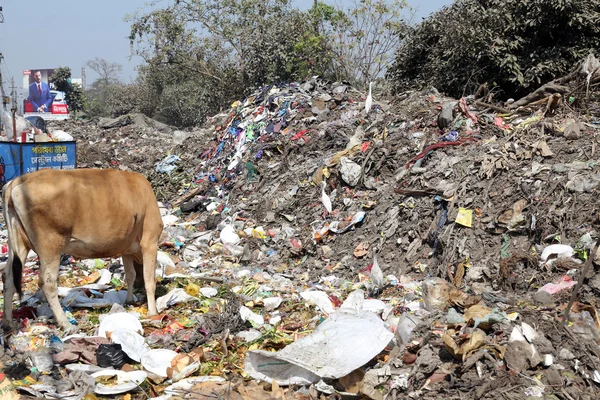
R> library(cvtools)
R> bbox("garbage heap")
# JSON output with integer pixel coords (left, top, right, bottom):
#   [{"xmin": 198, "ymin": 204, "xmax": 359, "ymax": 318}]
[{"xmin": 4, "ymin": 55, "xmax": 600, "ymax": 399}]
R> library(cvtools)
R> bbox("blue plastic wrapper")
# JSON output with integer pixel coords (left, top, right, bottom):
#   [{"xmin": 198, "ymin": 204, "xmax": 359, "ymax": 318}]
[{"xmin": 440, "ymin": 131, "xmax": 459, "ymax": 142}]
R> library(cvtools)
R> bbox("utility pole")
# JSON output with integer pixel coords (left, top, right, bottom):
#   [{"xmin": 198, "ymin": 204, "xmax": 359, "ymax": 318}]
[
  {"xmin": 313, "ymin": 0, "xmax": 319, "ymax": 34},
  {"xmin": 10, "ymin": 77, "xmax": 17, "ymax": 140},
  {"xmin": 81, "ymin": 66, "xmax": 86, "ymax": 89}
]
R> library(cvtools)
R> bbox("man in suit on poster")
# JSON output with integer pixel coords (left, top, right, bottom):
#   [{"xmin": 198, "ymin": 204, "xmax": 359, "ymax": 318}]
[{"xmin": 28, "ymin": 70, "xmax": 53, "ymax": 112}]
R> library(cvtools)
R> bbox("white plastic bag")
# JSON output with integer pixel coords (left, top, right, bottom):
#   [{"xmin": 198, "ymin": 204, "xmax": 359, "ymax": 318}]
[
  {"xmin": 156, "ymin": 288, "xmax": 196, "ymax": 313},
  {"xmin": 98, "ymin": 312, "xmax": 143, "ymax": 337},
  {"xmin": 110, "ymin": 329, "xmax": 150, "ymax": 362},
  {"xmin": 240, "ymin": 306, "xmax": 265, "ymax": 326},
  {"xmin": 540, "ymin": 244, "xmax": 574, "ymax": 262},
  {"xmin": 50, "ymin": 129, "xmax": 73, "ymax": 141},
  {"xmin": 245, "ymin": 310, "xmax": 394, "ymax": 385},
  {"xmin": 339, "ymin": 157, "xmax": 362, "ymax": 186},
  {"xmin": 300, "ymin": 290, "xmax": 335, "ymax": 314},
  {"xmin": 220, "ymin": 225, "xmax": 241, "ymax": 245},
  {"xmin": 2, "ymin": 111, "xmax": 32, "ymax": 141},
  {"xmin": 141, "ymin": 349, "xmax": 178, "ymax": 378}
]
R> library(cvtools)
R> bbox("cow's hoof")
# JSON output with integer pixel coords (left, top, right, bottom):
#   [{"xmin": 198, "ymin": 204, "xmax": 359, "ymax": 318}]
[{"xmin": 61, "ymin": 324, "xmax": 80, "ymax": 335}]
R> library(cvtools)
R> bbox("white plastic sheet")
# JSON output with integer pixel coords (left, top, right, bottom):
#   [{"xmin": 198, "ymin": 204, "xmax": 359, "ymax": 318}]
[
  {"xmin": 110, "ymin": 329, "xmax": 150, "ymax": 362},
  {"xmin": 300, "ymin": 291, "xmax": 335, "ymax": 314},
  {"xmin": 156, "ymin": 288, "xmax": 196, "ymax": 313},
  {"xmin": 240, "ymin": 306, "xmax": 265, "ymax": 326},
  {"xmin": 245, "ymin": 310, "xmax": 394, "ymax": 385},
  {"xmin": 141, "ymin": 349, "xmax": 178, "ymax": 378},
  {"xmin": 220, "ymin": 225, "xmax": 241, "ymax": 245},
  {"xmin": 540, "ymin": 244, "xmax": 574, "ymax": 262},
  {"xmin": 98, "ymin": 312, "xmax": 143, "ymax": 337}
]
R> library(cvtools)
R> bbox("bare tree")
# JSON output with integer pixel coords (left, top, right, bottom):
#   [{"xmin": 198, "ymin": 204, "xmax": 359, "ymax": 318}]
[
  {"xmin": 328, "ymin": 0, "xmax": 409, "ymax": 88},
  {"xmin": 86, "ymin": 58, "xmax": 123, "ymax": 87}
]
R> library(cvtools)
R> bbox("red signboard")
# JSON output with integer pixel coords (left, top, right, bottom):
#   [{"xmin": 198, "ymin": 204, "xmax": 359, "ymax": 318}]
[
  {"xmin": 52, "ymin": 104, "xmax": 68, "ymax": 114},
  {"xmin": 23, "ymin": 70, "xmax": 31, "ymax": 75}
]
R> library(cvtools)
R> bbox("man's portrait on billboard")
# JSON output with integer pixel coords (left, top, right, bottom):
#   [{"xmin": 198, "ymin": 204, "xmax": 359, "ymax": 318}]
[{"xmin": 28, "ymin": 70, "xmax": 53, "ymax": 113}]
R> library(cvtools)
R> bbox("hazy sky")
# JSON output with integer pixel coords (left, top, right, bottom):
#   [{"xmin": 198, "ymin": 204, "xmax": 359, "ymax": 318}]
[{"xmin": 0, "ymin": 0, "xmax": 452, "ymax": 92}]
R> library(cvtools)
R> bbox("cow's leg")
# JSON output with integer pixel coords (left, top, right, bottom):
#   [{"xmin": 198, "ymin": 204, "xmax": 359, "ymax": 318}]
[
  {"xmin": 133, "ymin": 260, "xmax": 145, "ymax": 289},
  {"xmin": 122, "ymin": 254, "xmax": 136, "ymax": 305},
  {"xmin": 2, "ymin": 251, "xmax": 17, "ymax": 332},
  {"xmin": 2, "ymin": 246, "xmax": 28, "ymax": 331},
  {"xmin": 2, "ymin": 213, "xmax": 30, "ymax": 332},
  {"xmin": 140, "ymin": 243, "xmax": 158, "ymax": 316},
  {"xmin": 39, "ymin": 255, "xmax": 74, "ymax": 332}
]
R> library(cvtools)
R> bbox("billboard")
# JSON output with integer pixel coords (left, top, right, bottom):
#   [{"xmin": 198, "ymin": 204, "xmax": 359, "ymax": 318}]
[
  {"xmin": 22, "ymin": 68, "xmax": 56, "ymax": 90},
  {"xmin": 22, "ymin": 69, "xmax": 69, "ymax": 118}
]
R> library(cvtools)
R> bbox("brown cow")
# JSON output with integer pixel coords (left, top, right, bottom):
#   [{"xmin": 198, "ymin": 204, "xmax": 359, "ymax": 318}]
[{"xmin": 2, "ymin": 169, "xmax": 163, "ymax": 332}]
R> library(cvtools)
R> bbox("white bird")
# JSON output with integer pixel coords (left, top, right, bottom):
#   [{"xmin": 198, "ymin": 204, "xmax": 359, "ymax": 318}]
[
  {"xmin": 370, "ymin": 247, "xmax": 384, "ymax": 296},
  {"xmin": 321, "ymin": 181, "xmax": 332, "ymax": 213},
  {"xmin": 157, "ymin": 250, "xmax": 176, "ymax": 278},
  {"xmin": 365, "ymin": 82, "xmax": 373, "ymax": 115}
]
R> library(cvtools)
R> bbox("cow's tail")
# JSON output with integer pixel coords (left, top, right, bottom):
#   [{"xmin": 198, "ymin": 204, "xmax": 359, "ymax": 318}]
[{"xmin": 3, "ymin": 181, "xmax": 24, "ymax": 297}]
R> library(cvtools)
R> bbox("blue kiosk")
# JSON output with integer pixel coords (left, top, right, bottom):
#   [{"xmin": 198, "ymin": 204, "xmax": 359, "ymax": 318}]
[{"xmin": 0, "ymin": 141, "xmax": 77, "ymax": 184}]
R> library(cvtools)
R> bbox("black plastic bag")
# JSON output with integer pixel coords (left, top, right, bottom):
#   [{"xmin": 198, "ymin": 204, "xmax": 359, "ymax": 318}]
[{"xmin": 96, "ymin": 344, "xmax": 132, "ymax": 369}]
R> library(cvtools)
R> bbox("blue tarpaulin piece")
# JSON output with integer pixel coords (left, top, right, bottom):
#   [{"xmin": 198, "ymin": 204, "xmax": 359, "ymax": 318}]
[{"xmin": 155, "ymin": 154, "xmax": 181, "ymax": 174}]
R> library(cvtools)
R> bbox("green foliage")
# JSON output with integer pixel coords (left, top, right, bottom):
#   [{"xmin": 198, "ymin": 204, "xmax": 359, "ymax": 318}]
[
  {"xmin": 84, "ymin": 58, "xmax": 138, "ymax": 118},
  {"xmin": 154, "ymin": 80, "xmax": 216, "ymax": 127},
  {"xmin": 51, "ymin": 67, "xmax": 71, "ymax": 93},
  {"xmin": 128, "ymin": 0, "xmax": 304, "ymax": 88},
  {"xmin": 66, "ymin": 83, "xmax": 86, "ymax": 113},
  {"xmin": 242, "ymin": 9, "xmax": 323, "ymax": 86},
  {"xmin": 126, "ymin": 0, "xmax": 407, "ymax": 126},
  {"xmin": 86, "ymin": 82, "xmax": 149, "ymax": 118},
  {"xmin": 52, "ymin": 67, "xmax": 86, "ymax": 113},
  {"xmin": 387, "ymin": 0, "xmax": 600, "ymax": 99}
]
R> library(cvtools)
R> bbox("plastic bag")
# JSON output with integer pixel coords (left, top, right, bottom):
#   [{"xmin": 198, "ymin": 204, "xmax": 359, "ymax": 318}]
[
  {"xmin": 156, "ymin": 288, "xmax": 197, "ymax": 313},
  {"xmin": 245, "ymin": 310, "xmax": 394, "ymax": 385},
  {"xmin": 2, "ymin": 111, "xmax": 32, "ymax": 141},
  {"xmin": 155, "ymin": 155, "xmax": 181, "ymax": 174},
  {"xmin": 96, "ymin": 344, "xmax": 132, "ymax": 369},
  {"xmin": 300, "ymin": 291, "xmax": 335, "ymax": 314},
  {"xmin": 396, "ymin": 314, "xmax": 420, "ymax": 344},
  {"xmin": 339, "ymin": 157, "xmax": 362, "ymax": 186},
  {"xmin": 29, "ymin": 351, "xmax": 54, "ymax": 373},
  {"xmin": 50, "ymin": 129, "xmax": 73, "ymax": 141},
  {"xmin": 110, "ymin": 329, "xmax": 150, "ymax": 362},
  {"xmin": 220, "ymin": 225, "xmax": 241, "ymax": 245}
]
